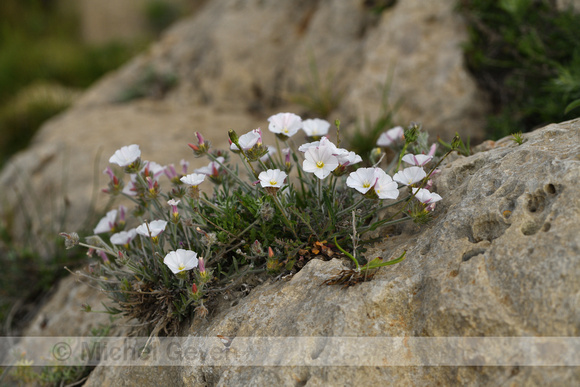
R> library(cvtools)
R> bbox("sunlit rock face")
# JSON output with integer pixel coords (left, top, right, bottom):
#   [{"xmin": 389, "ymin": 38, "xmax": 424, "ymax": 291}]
[{"xmin": 81, "ymin": 119, "xmax": 580, "ymax": 385}]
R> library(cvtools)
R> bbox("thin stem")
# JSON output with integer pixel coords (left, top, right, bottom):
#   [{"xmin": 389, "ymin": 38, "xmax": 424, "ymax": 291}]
[
  {"xmin": 395, "ymin": 142, "xmax": 409, "ymax": 172},
  {"xmin": 270, "ymin": 193, "xmax": 298, "ymax": 239},
  {"xmin": 333, "ymin": 236, "xmax": 360, "ymax": 272},
  {"xmin": 358, "ymin": 215, "xmax": 411, "ymax": 234},
  {"xmin": 336, "ymin": 197, "xmax": 366, "ymax": 217},
  {"xmin": 207, "ymin": 153, "xmax": 253, "ymax": 192}
]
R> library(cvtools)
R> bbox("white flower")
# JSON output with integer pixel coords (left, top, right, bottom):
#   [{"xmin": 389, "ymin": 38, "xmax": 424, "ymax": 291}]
[
  {"xmin": 298, "ymin": 140, "xmax": 320, "ymax": 152},
  {"xmin": 163, "ymin": 249, "xmax": 199, "ymax": 274},
  {"xmin": 302, "ymin": 118, "xmax": 330, "ymax": 137},
  {"xmin": 110, "ymin": 229, "xmax": 137, "ymax": 245},
  {"xmin": 230, "ymin": 129, "xmax": 261, "ymax": 151},
  {"xmin": 93, "ymin": 209, "xmax": 118, "ymax": 234},
  {"xmin": 268, "ymin": 112, "xmax": 302, "ymax": 137},
  {"xmin": 375, "ymin": 172, "xmax": 399, "ymax": 199},
  {"xmin": 346, "ymin": 168, "xmax": 379, "ymax": 194},
  {"xmin": 377, "ymin": 126, "xmax": 404, "ymax": 147},
  {"xmin": 298, "ymin": 137, "xmax": 348, "ymax": 158},
  {"xmin": 136, "ymin": 220, "xmax": 168, "ymax": 238},
  {"xmin": 180, "ymin": 173, "xmax": 206, "ymax": 186},
  {"xmin": 337, "ymin": 151, "xmax": 362, "ymax": 167},
  {"xmin": 402, "ymin": 153, "xmax": 433, "ymax": 167},
  {"xmin": 393, "ymin": 166, "xmax": 427, "ymax": 186},
  {"xmin": 258, "ymin": 169, "xmax": 288, "ymax": 188},
  {"xmin": 412, "ymin": 188, "xmax": 442, "ymax": 204},
  {"xmin": 167, "ymin": 199, "xmax": 180, "ymax": 206},
  {"xmin": 109, "ymin": 144, "xmax": 141, "ymax": 167},
  {"xmin": 303, "ymin": 145, "xmax": 339, "ymax": 179},
  {"xmin": 194, "ymin": 157, "xmax": 224, "ymax": 175}
]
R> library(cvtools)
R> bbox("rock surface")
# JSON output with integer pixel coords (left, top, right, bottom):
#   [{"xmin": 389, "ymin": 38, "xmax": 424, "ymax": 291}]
[
  {"xmin": 0, "ymin": 0, "xmax": 488, "ymax": 252},
  {"xmin": 77, "ymin": 119, "xmax": 580, "ymax": 385}
]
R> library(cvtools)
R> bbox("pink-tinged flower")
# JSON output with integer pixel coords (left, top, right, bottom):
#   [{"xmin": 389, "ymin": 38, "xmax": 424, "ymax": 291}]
[
  {"xmin": 180, "ymin": 173, "xmax": 206, "ymax": 186},
  {"xmin": 165, "ymin": 164, "xmax": 179, "ymax": 181},
  {"xmin": 109, "ymin": 144, "xmax": 141, "ymax": 167},
  {"xmin": 93, "ymin": 209, "xmax": 118, "ymax": 234},
  {"xmin": 230, "ymin": 128, "xmax": 262, "ymax": 151},
  {"xmin": 375, "ymin": 172, "xmax": 399, "ymax": 199},
  {"xmin": 163, "ymin": 249, "xmax": 199, "ymax": 274},
  {"xmin": 268, "ymin": 112, "xmax": 302, "ymax": 137},
  {"xmin": 97, "ymin": 250, "xmax": 109, "ymax": 264},
  {"xmin": 180, "ymin": 159, "xmax": 189, "ymax": 174},
  {"xmin": 412, "ymin": 188, "xmax": 442, "ymax": 204},
  {"xmin": 303, "ymin": 145, "xmax": 339, "ymax": 179},
  {"xmin": 194, "ymin": 157, "xmax": 224, "ymax": 175},
  {"xmin": 402, "ymin": 153, "xmax": 433, "ymax": 167},
  {"xmin": 302, "ymin": 118, "xmax": 330, "ymax": 137},
  {"xmin": 337, "ymin": 151, "xmax": 362, "ymax": 167},
  {"xmin": 346, "ymin": 168, "xmax": 379, "ymax": 194},
  {"xmin": 428, "ymin": 143, "xmax": 437, "ymax": 157},
  {"xmin": 102, "ymin": 167, "xmax": 123, "ymax": 194},
  {"xmin": 143, "ymin": 161, "xmax": 165, "ymax": 178},
  {"xmin": 168, "ymin": 199, "xmax": 180, "ymax": 221},
  {"xmin": 122, "ymin": 174, "xmax": 137, "ymax": 196},
  {"xmin": 377, "ymin": 126, "xmax": 404, "ymax": 147},
  {"xmin": 110, "ymin": 229, "xmax": 137, "ymax": 246},
  {"xmin": 136, "ymin": 220, "xmax": 168, "ymax": 238},
  {"xmin": 188, "ymin": 132, "xmax": 211, "ymax": 156},
  {"xmin": 393, "ymin": 166, "xmax": 427, "ymax": 186},
  {"xmin": 258, "ymin": 169, "xmax": 288, "ymax": 188}
]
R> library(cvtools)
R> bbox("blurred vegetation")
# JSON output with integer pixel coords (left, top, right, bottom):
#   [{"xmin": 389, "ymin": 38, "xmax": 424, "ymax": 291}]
[
  {"xmin": 0, "ymin": 0, "xmax": 144, "ymax": 167},
  {"xmin": 115, "ymin": 66, "xmax": 178, "ymax": 103},
  {"xmin": 458, "ymin": 0, "xmax": 580, "ymax": 139},
  {"xmin": 145, "ymin": 0, "xmax": 183, "ymax": 36}
]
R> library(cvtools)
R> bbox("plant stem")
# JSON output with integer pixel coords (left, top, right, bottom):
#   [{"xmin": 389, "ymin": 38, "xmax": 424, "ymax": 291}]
[
  {"xmin": 333, "ymin": 236, "xmax": 360, "ymax": 272},
  {"xmin": 270, "ymin": 193, "xmax": 298, "ymax": 239}
]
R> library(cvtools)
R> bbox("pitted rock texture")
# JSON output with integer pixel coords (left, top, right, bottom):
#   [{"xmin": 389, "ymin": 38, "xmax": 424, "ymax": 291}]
[{"xmin": 82, "ymin": 120, "xmax": 580, "ymax": 385}]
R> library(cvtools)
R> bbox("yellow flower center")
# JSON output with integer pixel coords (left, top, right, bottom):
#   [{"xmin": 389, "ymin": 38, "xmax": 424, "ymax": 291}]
[
  {"xmin": 178, "ymin": 264, "xmax": 185, "ymax": 271},
  {"xmin": 363, "ymin": 181, "xmax": 371, "ymax": 188},
  {"xmin": 270, "ymin": 180, "xmax": 277, "ymax": 186},
  {"xmin": 316, "ymin": 161, "xmax": 324, "ymax": 168}
]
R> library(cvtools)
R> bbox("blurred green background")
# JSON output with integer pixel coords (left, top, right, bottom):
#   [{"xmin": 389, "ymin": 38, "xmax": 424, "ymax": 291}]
[{"xmin": 0, "ymin": 0, "xmax": 189, "ymax": 168}]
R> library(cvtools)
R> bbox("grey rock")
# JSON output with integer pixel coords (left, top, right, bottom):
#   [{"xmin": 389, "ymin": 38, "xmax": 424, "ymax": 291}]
[{"xmin": 82, "ymin": 120, "xmax": 580, "ymax": 385}]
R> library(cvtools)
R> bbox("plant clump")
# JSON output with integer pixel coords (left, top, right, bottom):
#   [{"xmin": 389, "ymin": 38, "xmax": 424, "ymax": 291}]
[{"xmin": 62, "ymin": 114, "xmax": 460, "ymax": 336}]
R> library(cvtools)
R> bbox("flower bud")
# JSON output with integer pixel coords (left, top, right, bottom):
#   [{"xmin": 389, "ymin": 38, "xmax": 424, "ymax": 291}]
[
  {"xmin": 189, "ymin": 132, "xmax": 211, "ymax": 157},
  {"xmin": 404, "ymin": 123, "xmax": 420, "ymax": 144},
  {"xmin": 250, "ymin": 240, "xmax": 263, "ymax": 256},
  {"xmin": 369, "ymin": 147, "xmax": 382, "ymax": 165},
  {"xmin": 451, "ymin": 133, "xmax": 462, "ymax": 150},
  {"xmin": 228, "ymin": 129, "xmax": 239, "ymax": 145},
  {"xmin": 59, "ymin": 232, "xmax": 79, "ymax": 249}
]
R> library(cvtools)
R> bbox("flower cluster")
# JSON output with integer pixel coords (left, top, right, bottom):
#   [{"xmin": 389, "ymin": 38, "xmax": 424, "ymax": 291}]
[{"xmin": 67, "ymin": 112, "xmax": 456, "ymax": 335}]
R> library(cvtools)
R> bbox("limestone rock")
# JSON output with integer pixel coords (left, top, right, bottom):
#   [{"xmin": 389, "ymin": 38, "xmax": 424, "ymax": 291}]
[
  {"xmin": 22, "ymin": 275, "xmax": 113, "ymax": 337},
  {"xmin": 83, "ymin": 120, "xmax": 580, "ymax": 385}
]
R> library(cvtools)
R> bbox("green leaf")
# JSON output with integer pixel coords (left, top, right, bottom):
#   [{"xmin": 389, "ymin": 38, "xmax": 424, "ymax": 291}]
[
  {"xmin": 564, "ymin": 99, "xmax": 580, "ymax": 114},
  {"xmin": 361, "ymin": 251, "xmax": 407, "ymax": 270}
]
